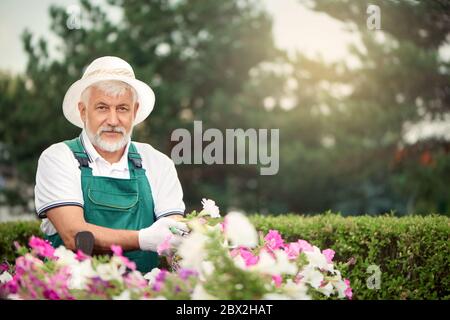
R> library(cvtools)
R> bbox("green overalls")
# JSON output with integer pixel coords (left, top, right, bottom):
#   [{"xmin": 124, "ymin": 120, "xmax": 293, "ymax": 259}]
[{"xmin": 45, "ymin": 137, "xmax": 158, "ymax": 273}]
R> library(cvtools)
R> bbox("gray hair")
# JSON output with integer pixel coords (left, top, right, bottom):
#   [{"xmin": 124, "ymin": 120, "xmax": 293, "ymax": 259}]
[{"xmin": 81, "ymin": 80, "xmax": 138, "ymax": 106}]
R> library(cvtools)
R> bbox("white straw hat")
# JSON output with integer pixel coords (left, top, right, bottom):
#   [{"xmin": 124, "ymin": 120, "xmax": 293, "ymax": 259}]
[{"xmin": 62, "ymin": 56, "xmax": 155, "ymax": 128}]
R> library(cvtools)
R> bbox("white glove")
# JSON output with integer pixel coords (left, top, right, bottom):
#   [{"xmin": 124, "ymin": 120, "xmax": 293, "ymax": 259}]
[{"xmin": 138, "ymin": 217, "xmax": 189, "ymax": 252}]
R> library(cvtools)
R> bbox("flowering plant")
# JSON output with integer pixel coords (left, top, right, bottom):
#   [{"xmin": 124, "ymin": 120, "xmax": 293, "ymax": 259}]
[{"xmin": 0, "ymin": 199, "xmax": 352, "ymax": 300}]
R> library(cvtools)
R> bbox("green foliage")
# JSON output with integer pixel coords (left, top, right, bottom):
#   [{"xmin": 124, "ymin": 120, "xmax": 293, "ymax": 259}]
[
  {"xmin": 1, "ymin": 214, "xmax": 449, "ymax": 299},
  {"xmin": 250, "ymin": 213, "xmax": 450, "ymax": 299},
  {"xmin": 0, "ymin": 220, "xmax": 42, "ymax": 264}
]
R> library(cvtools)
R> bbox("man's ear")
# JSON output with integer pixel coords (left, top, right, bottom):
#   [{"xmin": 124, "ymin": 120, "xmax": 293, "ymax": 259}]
[{"xmin": 78, "ymin": 102, "xmax": 87, "ymax": 123}]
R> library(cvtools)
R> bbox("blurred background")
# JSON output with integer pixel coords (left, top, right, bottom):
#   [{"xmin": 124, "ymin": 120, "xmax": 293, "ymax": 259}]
[{"xmin": 0, "ymin": 0, "xmax": 449, "ymax": 221}]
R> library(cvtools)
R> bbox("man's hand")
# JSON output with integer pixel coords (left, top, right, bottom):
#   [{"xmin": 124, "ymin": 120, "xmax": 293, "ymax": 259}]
[{"xmin": 138, "ymin": 217, "xmax": 189, "ymax": 252}]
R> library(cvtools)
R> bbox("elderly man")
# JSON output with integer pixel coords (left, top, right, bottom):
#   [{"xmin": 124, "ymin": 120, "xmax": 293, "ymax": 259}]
[{"xmin": 34, "ymin": 56, "xmax": 188, "ymax": 272}]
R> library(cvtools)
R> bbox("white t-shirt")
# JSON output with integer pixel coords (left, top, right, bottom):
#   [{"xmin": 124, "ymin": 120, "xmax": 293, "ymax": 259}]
[{"xmin": 35, "ymin": 130, "xmax": 185, "ymax": 235}]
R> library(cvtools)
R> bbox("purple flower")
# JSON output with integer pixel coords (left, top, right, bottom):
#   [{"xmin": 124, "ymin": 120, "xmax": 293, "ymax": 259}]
[
  {"xmin": 155, "ymin": 269, "xmax": 168, "ymax": 282},
  {"xmin": 152, "ymin": 281, "xmax": 163, "ymax": 292},
  {"xmin": 178, "ymin": 268, "xmax": 198, "ymax": 280}
]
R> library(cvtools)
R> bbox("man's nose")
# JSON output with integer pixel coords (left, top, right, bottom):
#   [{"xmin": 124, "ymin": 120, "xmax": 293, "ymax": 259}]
[{"xmin": 106, "ymin": 109, "xmax": 119, "ymax": 126}]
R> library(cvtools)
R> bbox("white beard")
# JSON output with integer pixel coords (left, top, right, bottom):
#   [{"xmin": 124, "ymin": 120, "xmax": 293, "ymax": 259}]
[{"xmin": 85, "ymin": 122, "xmax": 132, "ymax": 153}]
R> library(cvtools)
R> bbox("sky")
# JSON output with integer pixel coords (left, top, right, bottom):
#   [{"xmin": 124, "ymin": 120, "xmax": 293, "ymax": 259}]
[{"xmin": 0, "ymin": 0, "xmax": 359, "ymax": 74}]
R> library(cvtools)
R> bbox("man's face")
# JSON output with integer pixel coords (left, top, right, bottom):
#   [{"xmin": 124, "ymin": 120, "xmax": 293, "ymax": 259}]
[{"xmin": 78, "ymin": 86, "xmax": 139, "ymax": 152}]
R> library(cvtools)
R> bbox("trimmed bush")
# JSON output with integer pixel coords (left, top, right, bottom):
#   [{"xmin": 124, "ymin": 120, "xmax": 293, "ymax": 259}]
[
  {"xmin": 250, "ymin": 213, "xmax": 450, "ymax": 300},
  {"xmin": 0, "ymin": 220, "xmax": 42, "ymax": 264},
  {"xmin": 0, "ymin": 214, "xmax": 449, "ymax": 299}
]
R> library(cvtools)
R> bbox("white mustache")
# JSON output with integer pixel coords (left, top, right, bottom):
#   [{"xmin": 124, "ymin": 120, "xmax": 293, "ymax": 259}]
[{"xmin": 98, "ymin": 126, "xmax": 126, "ymax": 135}]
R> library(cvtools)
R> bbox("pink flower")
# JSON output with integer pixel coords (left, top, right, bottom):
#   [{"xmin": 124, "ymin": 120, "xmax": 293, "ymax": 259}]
[
  {"xmin": 239, "ymin": 248, "xmax": 259, "ymax": 266},
  {"xmin": 272, "ymin": 275, "xmax": 283, "ymax": 288},
  {"xmin": 157, "ymin": 235, "xmax": 173, "ymax": 255},
  {"xmin": 121, "ymin": 256, "xmax": 137, "ymax": 270},
  {"xmin": 284, "ymin": 242, "xmax": 301, "ymax": 260},
  {"xmin": 43, "ymin": 289, "xmax": 60, "ymax": 300},
  {"xmin": 230, "ymin": 248, "xmax": 240, "ymax": 258},
  {"xmin": 5, "ymin": 277, "xmax": 19, "ymax": 293},
  {"xmin": 322, "ymin": 249, "xmax": 335, "ymax": 263},
  {"xmin": 75, "ymin": 250, "xmax": 90, "ymax": 262},
  {"xmin": 264, "ymin": 230, "xmax": 284, "ymax": 251},
  {"xmin": 124, "ymin": 272, "xmax": 147, "ymax": 289},
  {"xmin": 110, "ymin": 245, "xmax": 136, "ymax": 270},
  {"xmin": 297, "ymin": 240, "xmax": 314, "ymax": 252},
  {"xmin": 111, "ymin": 244, "xmax": 123, "ymax": 256},
  {"xmin": 29, "ymin": 236, "xmax": 55, "ymax": 259},
  {"xmin": 0, "ymin": 263, "xmax": 9, "ymax": 272},
  {"xmin": 344, "ymin": 279, "xmax": 353, "ymax": 299},
  {"xmin": 294, "ymin": 274, "xmax": 304, "ymax": 284}
]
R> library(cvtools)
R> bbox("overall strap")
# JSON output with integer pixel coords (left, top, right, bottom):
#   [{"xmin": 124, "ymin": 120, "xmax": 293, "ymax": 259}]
[
  {"xmin": 128, "ymin": 143, "xmax": 144, "ymax": 170},
  {"xmin": 64, "ymin": 137, "xmax": 91, "ymax": 170}
]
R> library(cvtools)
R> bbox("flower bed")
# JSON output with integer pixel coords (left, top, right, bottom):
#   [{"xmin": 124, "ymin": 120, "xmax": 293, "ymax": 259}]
[{"xmin": 0, "ymin": 200, "xmax": 352, "ymax": 300}]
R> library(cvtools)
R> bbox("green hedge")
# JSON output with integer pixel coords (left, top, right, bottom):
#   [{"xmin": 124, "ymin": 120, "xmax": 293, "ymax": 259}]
[
  {"xmin": 0, "ymin": 220, "xmax": 42, "ymax": 264},
  {"xmin": 250, "ymin": 214, "xmax": 450, "ymax": 300},
  {"xmin": 0, "ymin": 214, "xmax": 449, "ymax": 300}
]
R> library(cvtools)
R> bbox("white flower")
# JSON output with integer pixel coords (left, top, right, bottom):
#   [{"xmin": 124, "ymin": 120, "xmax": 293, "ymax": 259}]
[
  {"xmin": 304, "ymin": 246, "xmax": 333, "ymax": 271},
  {"xmin": 273, "ymin": 250, "xmax": 298, "ymax": 275},
  {"xmin": 334, "ymin": 277, "xmax": 348, "ymax": 299},
  {"xmin": 318, "ymin": 282, "xmax": 334, "ymax": 297},
  {"xmin": 0, "ymin": 271, "xmax": 12, "ymax": 284},
  {"xmin": 224, "ymin": 211, "xmax": 258, "ymax": 248},
  {"xmin": 96, "ymin": 262, "xmax": 125, "ymax": 282},
  {"xmin": 300, "ymin": 265, "xmax": 324, "ymax": 289},
  {"xmin": 191, "ymin": 284, "xmax": 219, "ymax": 300},
  {"xmin": 144, "ymin": 268, "xmax": 161, "ymax": 286},
  {"xmin": 54, "ymin": 246, "xmax": 78, "ymax": 266},
  {"xmin": 262, "ymin": 293, "xmax": 291, "ymax": 300},
  {"xmin": 201, "ymin": 261, "xmax": 215, "ymax": 277},
  {"xmin": 281, "ymin": 279, "xmax": 311, "ymax": 300},
  {"xmin": 231, "ymin": 254, "xmax": 247, "ymax": 270},
  {"xmin": 249, "ymin": 250, "xmax": 297, "ymax": 276},
  {"xmin": 113, "ymin": 290, "xmax": 131, "ymax": 300},
  {"xmin": 68, "ymin": 259, "xmax": 96, "ymax": 290},
  {"xmin": 178, "ymin": 232, "xmax": 208, "ymax": 271},
  {"xmin": 201, "ymin": 198, "xmax": 220, "ymax": 218},
  {"xmin": 248, "ymin": 250, "xmax": 276, "ymax": 274}
]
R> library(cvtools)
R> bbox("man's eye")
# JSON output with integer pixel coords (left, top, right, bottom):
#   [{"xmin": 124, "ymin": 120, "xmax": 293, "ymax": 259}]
[
  {"xmin": 118, "ymin": 107, "xmax": 129, "ymax": 112},
  {"xmin": 97, "ymin": 106, "xmax": 107, "ymax": 110}
]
